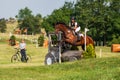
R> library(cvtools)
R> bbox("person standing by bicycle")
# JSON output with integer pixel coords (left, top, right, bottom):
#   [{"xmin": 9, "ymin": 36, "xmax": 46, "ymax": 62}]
[{"xmin": 19, "ymin": 39, "xmax": 27, "ymax": 62}]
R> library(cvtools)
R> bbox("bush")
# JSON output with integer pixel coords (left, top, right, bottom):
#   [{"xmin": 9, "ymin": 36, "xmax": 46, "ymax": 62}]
[
  {"xmin": 9, "ymin": 35, "xmax": 16, "ymax": 46},
  {"xmin": 83, "ymin": 44, "xmax": 96, "ymax": 58},
  {"xmin": 107, "ymin": 37, "xmax": 120, "ymax": 46},
  {"xmin": 38, "ymin": 35, "xmax": 44, "ymax": 46}
]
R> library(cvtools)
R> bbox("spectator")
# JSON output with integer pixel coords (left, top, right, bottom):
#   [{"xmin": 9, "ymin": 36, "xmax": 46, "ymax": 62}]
[{"xmin": 19, "ymin": 39, "xmax": 27, "ymax": 62}]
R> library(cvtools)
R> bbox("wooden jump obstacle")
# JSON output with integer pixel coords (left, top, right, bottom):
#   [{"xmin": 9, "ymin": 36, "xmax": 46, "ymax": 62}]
[{"xmin": 111, "ymin": 44, "xmax": 120, "ymax": 52}]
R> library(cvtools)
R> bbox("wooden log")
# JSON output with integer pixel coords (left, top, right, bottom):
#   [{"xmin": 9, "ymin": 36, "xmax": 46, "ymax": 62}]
[
  {"xmin": 111, "ymin": 44, "xmax": 120, "ymax": 52},
  {"xmin": 61, "ymin": 50, "xmax": 83, "ymax": 62}
]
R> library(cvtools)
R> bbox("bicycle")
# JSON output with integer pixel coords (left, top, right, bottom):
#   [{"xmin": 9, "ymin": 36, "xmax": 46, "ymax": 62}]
[{"xmin": 11, "ymin": 48, "xmax": 31, "ymax": 63}]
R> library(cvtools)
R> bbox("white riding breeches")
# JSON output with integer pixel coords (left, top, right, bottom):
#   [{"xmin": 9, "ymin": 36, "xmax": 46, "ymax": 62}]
[
  {"xmin": 79, "ymin": 33, "xmax": 84, "ymax": 37},
  {"xmin": 75, "ymin": 26, "xmax": 81, "ymax": 32}
]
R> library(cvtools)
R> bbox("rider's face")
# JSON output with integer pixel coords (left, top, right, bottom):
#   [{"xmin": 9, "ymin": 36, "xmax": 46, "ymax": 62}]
[
  {"xmin": 21, "ymin": 40, "xmax": 25, "ymax": 43},
  {"xmin": 71, "ymin": 19, "xmax": 75, "ymax": 23}
]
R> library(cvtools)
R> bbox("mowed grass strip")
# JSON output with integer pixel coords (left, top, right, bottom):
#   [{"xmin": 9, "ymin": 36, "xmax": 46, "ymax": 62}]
[{"xmin": 0, "ymin": 57, "xmax": 120, "ymax": 80}]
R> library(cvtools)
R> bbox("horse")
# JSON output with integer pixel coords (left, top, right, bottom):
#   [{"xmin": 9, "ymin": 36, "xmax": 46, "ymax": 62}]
[{"xmin": 54, "ymin": 22, "xmax": 94, "ymax": 50}]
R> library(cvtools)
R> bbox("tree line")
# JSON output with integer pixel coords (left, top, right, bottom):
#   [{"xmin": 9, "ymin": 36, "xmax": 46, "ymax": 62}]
[
  {"xmin": 0, "ymin": 7, "xmax": 42, "ymax": 35},
  {"xmin": 15, "ymin": 7, "xmax": 42, "ymax": 34},
  {"xmin": 42, "ymin": 0, "xmax": 120, "ymax": 46},
  {"xmin": 0, "ymin": 0, "xmax": 120, "ymax": 46}
]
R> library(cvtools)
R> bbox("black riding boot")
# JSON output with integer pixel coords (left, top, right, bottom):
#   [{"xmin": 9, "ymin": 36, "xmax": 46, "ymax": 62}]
[{"xmin": 76, "ymin": 32, "xmax": 80, "ymax": 41}]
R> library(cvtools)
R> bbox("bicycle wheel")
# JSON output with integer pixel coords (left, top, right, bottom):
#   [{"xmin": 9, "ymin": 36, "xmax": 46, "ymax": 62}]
[
  {"xmin": 11, "ymin": 54, "xmax": 20, "ymax": 63},
  {"xmin": 26, "ymin": 54, "xmax": 32, "ymax": 62}
]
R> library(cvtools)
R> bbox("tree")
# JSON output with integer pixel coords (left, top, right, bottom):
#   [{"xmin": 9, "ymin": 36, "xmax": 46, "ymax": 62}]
[
  {"xmin": 42, "ymin": 1, "xmax": 74, "ymax": 33},
  {"xmin": 75, "ymin": 0, "xmax": 120, "ymax": 46},
  {"xmin": 109, "ymin": 0, "xmax": 120, "ymax": 41},
  {"xmin": 0, "ymin": 18, "xmax": 6, "ymax": 33},
  {"xmin": 16, "ymin": 7, "xmax": 42, "ymax": 34},
  {"xmin": 16, "ymin": 7, "xmax": 33, "ymax": 22},
  {"xmin": 33, "ymin": 14, "xmax": 42, "ymax": 34},
  {"xmin": 42, "ymin": 0, "xmax": 120, "ymax": 46}
]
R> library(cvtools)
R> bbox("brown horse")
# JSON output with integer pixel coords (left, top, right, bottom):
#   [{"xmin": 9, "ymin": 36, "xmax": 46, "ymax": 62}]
[{"xmin": 55, "ymin": 22, "xmax": 94, "ymax": 50}]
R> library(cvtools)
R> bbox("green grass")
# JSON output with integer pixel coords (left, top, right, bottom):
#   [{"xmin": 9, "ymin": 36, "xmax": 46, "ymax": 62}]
[
  {"xmin": 0, "ymin": 43, "xmax": 48, "ymax": 66},
  {"xmin": 0, "ymin": 43, "xmax": 120, "ymax": 80},
  {"xmin": 0, "ymin": 57, "xmax": 120, "ymax": 80}
]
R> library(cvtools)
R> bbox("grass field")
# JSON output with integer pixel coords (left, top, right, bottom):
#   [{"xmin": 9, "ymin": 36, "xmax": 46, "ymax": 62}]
[
  {"xmin": 0, "ymin": 43, "xmax": 48, "ymax": 67},
  {"xmin": 0, "ymin": 42, "xmax": 120, "ymax": 80},
  {"xmin": 0, "ymin": 42, "xmax": 120, "ymax": 67},
  {"xmin": 0, "ymin": 22, "xmax": 120, "ymax": 80}
]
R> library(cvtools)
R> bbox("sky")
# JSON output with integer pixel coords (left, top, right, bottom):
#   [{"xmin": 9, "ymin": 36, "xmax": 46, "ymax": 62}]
[{"xmin": 0, "ymin": 0, "xmax": 76, "ymax": 19}]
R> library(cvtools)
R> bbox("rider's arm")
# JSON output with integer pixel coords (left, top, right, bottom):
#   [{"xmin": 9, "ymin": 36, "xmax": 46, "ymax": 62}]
[{"xmin": 74, "ymin": 22, "xmax": 78, "ymax": 29}]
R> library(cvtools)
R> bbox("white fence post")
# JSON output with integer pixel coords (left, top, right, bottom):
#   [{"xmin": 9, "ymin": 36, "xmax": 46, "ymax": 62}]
[{"xmin": 84, "ymin": 28, "xmax": 89, "ymax": 51}]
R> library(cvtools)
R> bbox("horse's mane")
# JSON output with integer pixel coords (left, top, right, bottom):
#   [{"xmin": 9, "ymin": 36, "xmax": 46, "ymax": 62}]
[
  {"xmin": 56, "ymin": 22, "xmax": 66, "ymax": 25},
  {"xmin": 55, "ymin": 22, "xmax": 71, "ymax": 29}
]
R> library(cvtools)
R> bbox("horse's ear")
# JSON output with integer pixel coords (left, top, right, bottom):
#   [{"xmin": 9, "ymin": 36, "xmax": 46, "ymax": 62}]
[
  {"xmin": 53, "ymin": 23, "xmax": 56, "ymax": 28},
  {"xmin": 55, "ymin": 22, "xmax": 59, "ymax": 25},
  {"xmin": 53, "ymin": 22, "xmax": 59, "ymax": 27}
]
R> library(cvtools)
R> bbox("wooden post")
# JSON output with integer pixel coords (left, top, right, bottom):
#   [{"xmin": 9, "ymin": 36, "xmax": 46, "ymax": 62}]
[
  {"xmin": 100, "ymin": 49, "xmax": 102, "ymax": 58},
  {"xmin": 58, "ymin": 31, "xmax": 62, "ymax": 63},
  {"xmin": 48, "ymin": 33, "xmax": 52, "ymax": 53}
]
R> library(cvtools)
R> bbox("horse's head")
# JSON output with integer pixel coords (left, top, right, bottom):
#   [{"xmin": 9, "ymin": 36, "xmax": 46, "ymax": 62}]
[
  {"xmin": 55, "ymin": 24, "xmax": 60, "ymax": 34},
  {"xmin": 55, "ymin": 22, "xmax": 73, "ymax": 35},
  {"xmin": 55, "ymin": 22, "xmax": 66, "ymax": 34}
]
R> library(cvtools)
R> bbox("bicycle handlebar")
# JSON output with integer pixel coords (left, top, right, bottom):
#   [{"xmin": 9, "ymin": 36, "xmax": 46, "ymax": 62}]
[{"xmin": 14, "ymin": 48, "xmax": 27, "ymax": 51}]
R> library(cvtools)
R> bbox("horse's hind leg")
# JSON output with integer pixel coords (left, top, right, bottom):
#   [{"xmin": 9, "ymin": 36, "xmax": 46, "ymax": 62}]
[{"xmin": 81, "ymin": 45, "xmax": 85, "ymax": 51}]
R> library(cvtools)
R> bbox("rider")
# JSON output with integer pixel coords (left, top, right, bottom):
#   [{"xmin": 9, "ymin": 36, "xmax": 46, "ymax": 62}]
[{"xmin": 69, "ymin": 16, "xmax": 81, "ymax": 40}]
